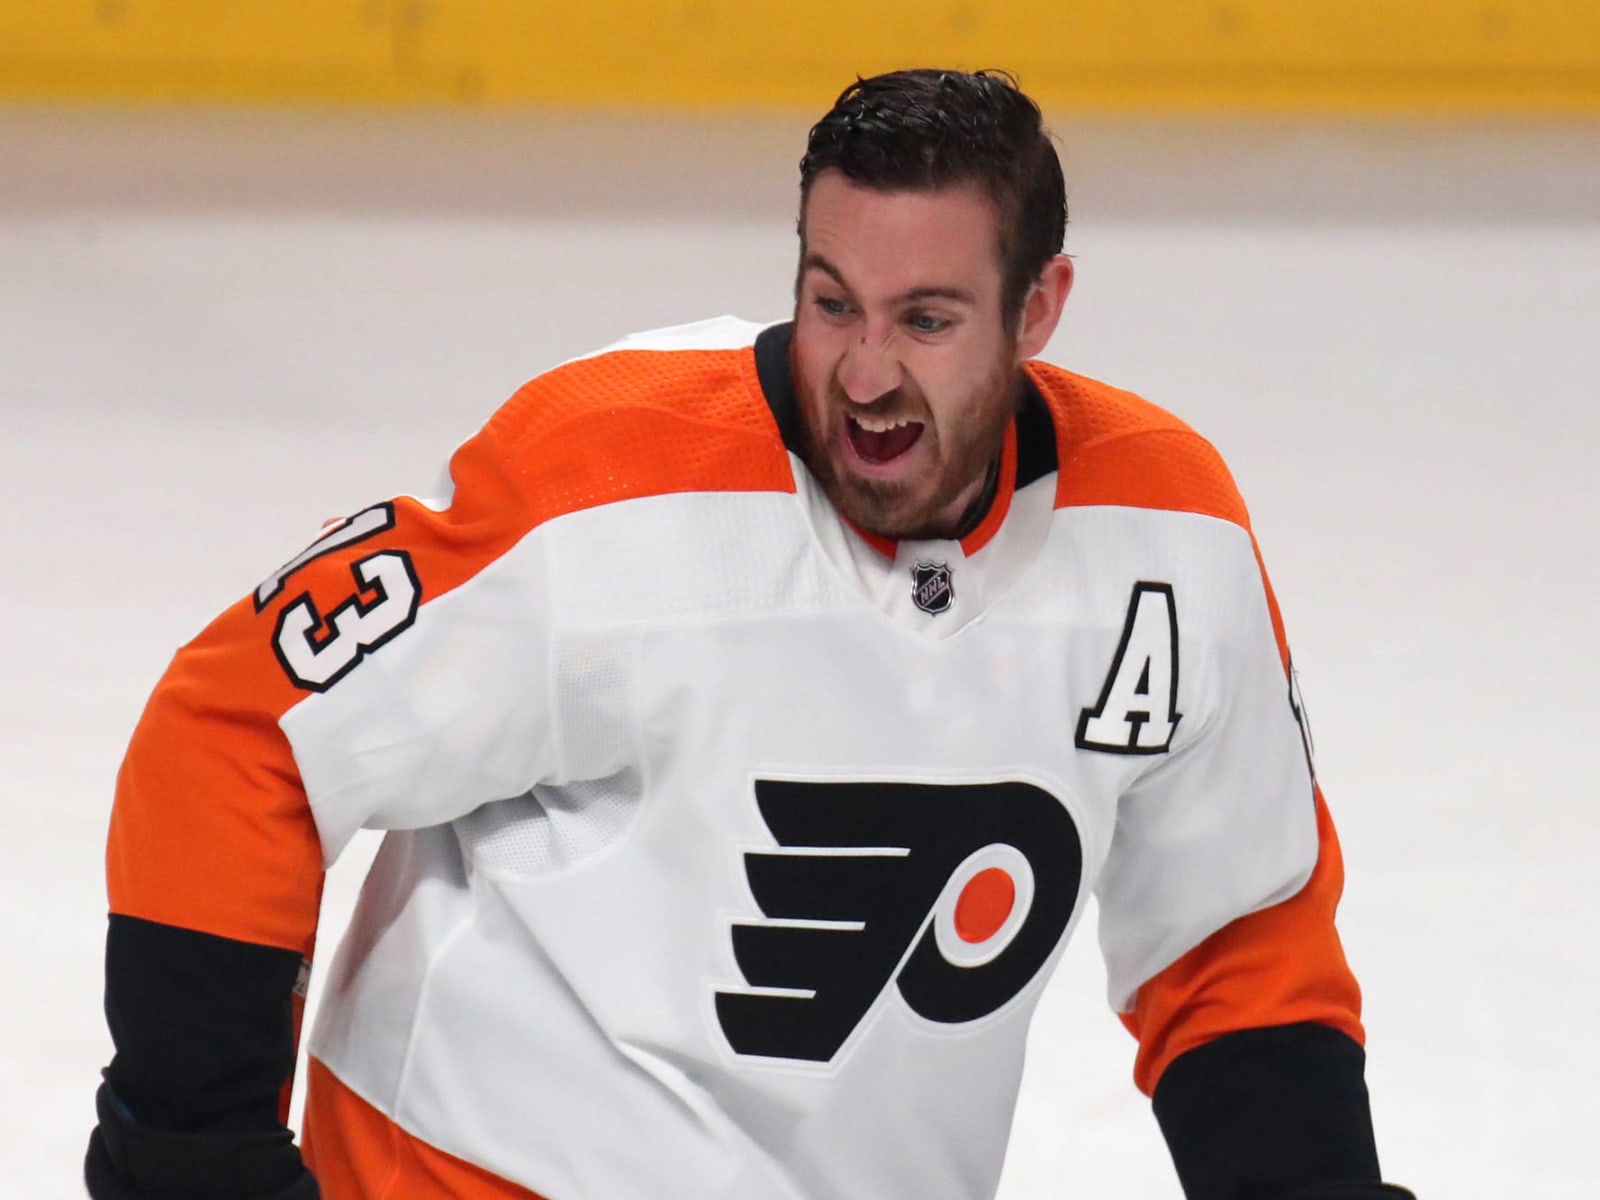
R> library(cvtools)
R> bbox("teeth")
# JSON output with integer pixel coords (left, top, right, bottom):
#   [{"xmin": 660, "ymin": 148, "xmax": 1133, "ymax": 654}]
[{"xmin": 854, "ymin": 414, "xmax": 914, "ymax": 433}]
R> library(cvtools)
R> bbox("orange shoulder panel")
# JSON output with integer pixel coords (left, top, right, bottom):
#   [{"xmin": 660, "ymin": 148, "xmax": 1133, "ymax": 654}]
[
  {"xmin": 488, "ymin": 347, "xmax": 796, "ymax": 521},
  {"xmin": 1025, "ymin": 363, "xmax": 1249, "ymax": 528},
  {"xmin": 302, "ymin": 1058, "xmax": 551, "ymax": 1200},
  {"xmin": 1024, "ymin": 363, "xmax": 1366, "ymax": 1093},
  {"xmin": 109, "ymin": 345, "xmax": 791, "ymax": 954}
]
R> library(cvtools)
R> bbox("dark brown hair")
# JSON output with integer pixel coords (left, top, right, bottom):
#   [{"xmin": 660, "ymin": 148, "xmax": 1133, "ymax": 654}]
[{"xmin": 799, "ymin": 69, "xmax": 1068, "ymax": 327}]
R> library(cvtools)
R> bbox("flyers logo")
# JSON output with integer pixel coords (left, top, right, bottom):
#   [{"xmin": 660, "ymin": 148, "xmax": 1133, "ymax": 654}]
[{"xmin": 716, "ymin": 779, "xmax": 1083, "ymax": 1063}]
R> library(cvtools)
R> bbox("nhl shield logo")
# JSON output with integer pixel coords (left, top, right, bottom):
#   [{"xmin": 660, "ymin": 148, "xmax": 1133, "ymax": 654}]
[{"xmin": 911, "ymin": 561, "xmax": 954, "ymax": 615}]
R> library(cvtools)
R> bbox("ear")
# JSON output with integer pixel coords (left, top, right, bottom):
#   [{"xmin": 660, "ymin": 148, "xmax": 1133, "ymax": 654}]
[{"xmin": 1014, "ymin": 255, "xmax": 1075, "ymax": 362}]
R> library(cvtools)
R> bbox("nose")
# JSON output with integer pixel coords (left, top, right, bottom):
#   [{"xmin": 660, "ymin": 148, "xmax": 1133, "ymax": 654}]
[{"xmin": 836, "ymin": 327, "xmax": 902, "ymax": 406}]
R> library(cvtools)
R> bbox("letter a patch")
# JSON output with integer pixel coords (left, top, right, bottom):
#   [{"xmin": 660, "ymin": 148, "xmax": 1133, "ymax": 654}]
[{"xmin": 1075, "ymin": 581, "xmax": 1181, "ymax": 755}]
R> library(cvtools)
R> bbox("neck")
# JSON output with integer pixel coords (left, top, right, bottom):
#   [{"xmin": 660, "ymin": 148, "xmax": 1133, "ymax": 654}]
[{"xmin": 946, "ymin": 453, "xmax": 1003, "ymax": 540}]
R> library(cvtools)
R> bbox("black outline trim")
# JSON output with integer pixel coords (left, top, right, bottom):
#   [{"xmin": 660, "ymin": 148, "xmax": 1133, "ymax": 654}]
[{"xmin": 1288, "ymin": 655, "xmax": 1319, "ymax": 784}]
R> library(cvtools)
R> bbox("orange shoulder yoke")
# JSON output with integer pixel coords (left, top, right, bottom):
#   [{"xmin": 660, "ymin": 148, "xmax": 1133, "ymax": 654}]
[
  {"xmin": 1025, "ymin": 363, "xmax": 1249, "ymax": 529},
  {"xmin": 487, "ymin": 346, "xmax": 796, "ymax": 525}
]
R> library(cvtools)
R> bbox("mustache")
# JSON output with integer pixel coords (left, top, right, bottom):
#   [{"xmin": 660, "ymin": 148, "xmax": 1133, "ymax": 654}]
[{"xmin": 829, "ymin": 381, "xmax": 923, "ymax": 422}]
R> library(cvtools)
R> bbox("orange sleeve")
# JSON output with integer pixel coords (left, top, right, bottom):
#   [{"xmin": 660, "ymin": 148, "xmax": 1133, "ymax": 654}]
[{"xmin": 107, "ymin": 596, "xmax": 327, "ymax": 956}]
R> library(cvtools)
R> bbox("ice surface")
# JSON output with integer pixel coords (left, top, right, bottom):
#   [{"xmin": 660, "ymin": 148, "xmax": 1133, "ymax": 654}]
[{"xmin": 3, "ymin": 107, "xmax": 1596, "ymax": 1198}]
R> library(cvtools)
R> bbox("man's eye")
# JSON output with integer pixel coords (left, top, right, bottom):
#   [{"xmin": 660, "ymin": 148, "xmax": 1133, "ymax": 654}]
[
  {"xmin": 815, "ymin": 297, "xmax": 851, "ymax": 318},
  {"xmin": 907, "ymin": 312, "xmax": 951, "ymax": 334}
]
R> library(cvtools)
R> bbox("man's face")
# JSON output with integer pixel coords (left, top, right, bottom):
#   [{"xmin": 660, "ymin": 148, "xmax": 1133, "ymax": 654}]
[{"xmin": 791, "ymin": 170, "xmax": 1021, "ymax": 542}]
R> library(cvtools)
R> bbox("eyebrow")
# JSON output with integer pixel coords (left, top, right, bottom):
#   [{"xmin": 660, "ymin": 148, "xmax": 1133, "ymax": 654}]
[{"xmin": 801, "ymin": 252, "xmax": 978, "ymax": 307}]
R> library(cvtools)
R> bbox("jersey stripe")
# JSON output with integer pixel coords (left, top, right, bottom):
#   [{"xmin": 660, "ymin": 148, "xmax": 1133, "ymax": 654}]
[{"xmin": 302, "ymin": 1058, "xmax": 550, "ymax": 1200}]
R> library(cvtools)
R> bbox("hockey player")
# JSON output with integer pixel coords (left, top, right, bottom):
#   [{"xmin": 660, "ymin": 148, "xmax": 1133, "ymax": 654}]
[{"xmin": 87, "ymin": 69, "xmax": 1415, "ymax": 1200}]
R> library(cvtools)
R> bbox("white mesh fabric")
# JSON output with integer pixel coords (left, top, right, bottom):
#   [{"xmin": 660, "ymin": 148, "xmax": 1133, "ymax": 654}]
[
  {"xmin": 455, "ymin": 768, "xmax": 643, "ymax": 876},
  {"xmin": 552, "ymin": 631, "xmax": 637, "ymax": 781},
  {"xmin": 454, "ymin": 626, "xmax": 643, "ymax": 876}
]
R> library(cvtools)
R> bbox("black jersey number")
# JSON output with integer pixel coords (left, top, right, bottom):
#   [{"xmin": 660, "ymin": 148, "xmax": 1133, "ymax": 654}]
[{"xmin": 271, "ymin": 550, "xmax": 421, "ymax": 692}]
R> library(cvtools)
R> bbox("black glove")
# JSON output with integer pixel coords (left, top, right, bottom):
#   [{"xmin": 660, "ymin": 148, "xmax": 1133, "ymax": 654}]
[{"xmin": 85, "ymin": 1080, "xmax": 319, "ymax": 1200}]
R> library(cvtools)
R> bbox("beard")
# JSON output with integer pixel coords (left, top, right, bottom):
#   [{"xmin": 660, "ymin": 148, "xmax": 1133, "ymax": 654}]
[{"xmin": 794, "ymin": 355, "xmax": 1020, "ymax": 542}]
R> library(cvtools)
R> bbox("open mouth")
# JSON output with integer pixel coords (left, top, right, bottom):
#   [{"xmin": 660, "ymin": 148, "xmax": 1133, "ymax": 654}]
[{"xmin": 846, "ymin": 413, "xmax": 924, "ymax": 464}]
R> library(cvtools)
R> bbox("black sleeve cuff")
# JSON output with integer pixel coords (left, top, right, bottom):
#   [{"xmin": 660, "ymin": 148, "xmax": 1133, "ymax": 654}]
[
  {"xmin": 85, "ymin": 1080, "xmax": 319, "ymax": 1200},
  {"xmin": 1152, "ymin": 1022, "xmax": 1387, "ymax": 1200},
  {"xmin": 102, "ymin": 914, "xmax": 307, "ymax": 1134}
]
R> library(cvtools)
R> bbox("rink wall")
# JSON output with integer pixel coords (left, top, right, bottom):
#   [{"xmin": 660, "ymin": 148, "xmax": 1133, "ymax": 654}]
[{"xmin": 3, "ymin": 1, "xmax": 1598, "ymax": 112}]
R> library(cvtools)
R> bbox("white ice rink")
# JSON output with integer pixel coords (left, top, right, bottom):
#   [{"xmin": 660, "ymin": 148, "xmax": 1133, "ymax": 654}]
[{"xmin": 3, "ymin": 106, "xmax": 1598, "ymax": 1198}]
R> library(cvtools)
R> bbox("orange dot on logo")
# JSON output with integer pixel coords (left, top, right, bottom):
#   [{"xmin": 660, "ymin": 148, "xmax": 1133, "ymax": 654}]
[{"xmin": 954, "ymin": 867, "xmax": 1016, "ymax": 944}]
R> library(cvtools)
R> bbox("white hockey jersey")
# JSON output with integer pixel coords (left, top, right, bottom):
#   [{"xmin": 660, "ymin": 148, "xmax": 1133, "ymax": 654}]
[{"xmin": 106, "ymin": 317, "xmax": 1362, "ymax": 1200}]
